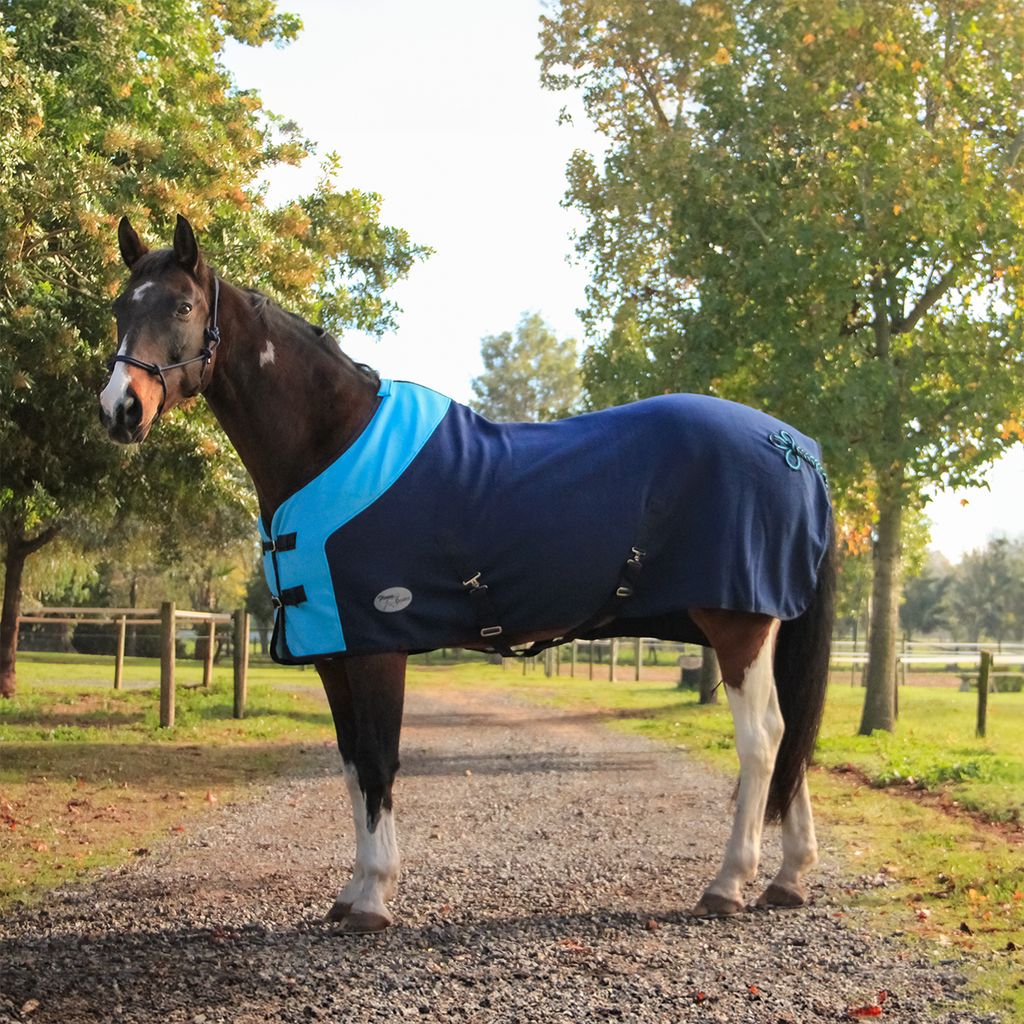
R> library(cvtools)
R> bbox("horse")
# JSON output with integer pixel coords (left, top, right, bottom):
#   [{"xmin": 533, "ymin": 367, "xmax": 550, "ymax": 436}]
[{"xmin": 99, "ymin": 215, "xmax": 836, "ymax": 933}]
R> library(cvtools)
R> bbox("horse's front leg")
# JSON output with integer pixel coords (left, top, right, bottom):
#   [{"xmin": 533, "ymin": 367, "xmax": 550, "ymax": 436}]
[
  {"xmin": 316, "ymin": 652, "xmax": 406, "ymax": 932},
  {"xmin": 689, "ymin": 610, "xmax": 781, "ymax": 917}
]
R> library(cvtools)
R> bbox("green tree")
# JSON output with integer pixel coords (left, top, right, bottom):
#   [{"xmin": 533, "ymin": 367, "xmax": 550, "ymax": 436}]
[
  {"xmin": 470, "ymin": 312, "xmax": 582, "ymax": 422},
  {"xmin": 540, "ymin": 0, "xmax": 1024, "ymax": 734},
  {"xmin": 1005, "ymin": 539, "xmax": 1024, "ymax": 644},
  {"xmin": 944, "ymin": 537, "xmax": 1024, "ymax": 646},
  {"xmin": 899, "ymin": 550, "xmax": 951, "ymax": 640},
  {"xmin": 0, "ymin": 0, "xmax": 430, "ymax": 696}
]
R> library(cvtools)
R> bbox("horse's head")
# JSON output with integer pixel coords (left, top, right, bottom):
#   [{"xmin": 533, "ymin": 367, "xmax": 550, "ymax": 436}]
[{"xmin": 100, "ymin": 215, "xmax": 220, "ymax": 444}]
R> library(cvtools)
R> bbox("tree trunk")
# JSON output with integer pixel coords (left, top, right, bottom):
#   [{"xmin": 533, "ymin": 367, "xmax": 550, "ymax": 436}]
[
  {"xmin": 857, "ymin": 279, "xmax": 906, "ymax": 735},
  {"xmin": 1, "ymin": 522, "xmax": 61, "ymax": 698},
  {"xmin": 698, "ymin": 646, "xmax": 720, "ymax": 705},
  {"xmin": 858, "ymin": 476, "xmax": 903, "ymax": 735},
  {"xmin": 0, "ymin": 544, "xmax": 28, "ymax": 698}
]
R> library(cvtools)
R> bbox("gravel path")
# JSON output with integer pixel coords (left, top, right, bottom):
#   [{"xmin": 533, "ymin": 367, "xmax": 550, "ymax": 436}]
[{"xmin": 0, "ymin": 684, "xmax": 1001, "ymax": 1023}]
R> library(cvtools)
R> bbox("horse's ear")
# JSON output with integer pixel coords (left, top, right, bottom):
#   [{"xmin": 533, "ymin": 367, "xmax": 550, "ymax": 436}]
[
  {"xmin": 172, "ymin": 214, "xmax": 202, "ymax": 274},
  {"xmin": 118, "ymin": 217, "xmax": 149, "ymax": 269}
]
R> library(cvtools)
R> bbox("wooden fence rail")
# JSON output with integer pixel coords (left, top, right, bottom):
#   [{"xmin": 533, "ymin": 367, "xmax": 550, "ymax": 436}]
[{"xmin": 21, "ymin": 604, "xmax": 246, "ymax": 728}]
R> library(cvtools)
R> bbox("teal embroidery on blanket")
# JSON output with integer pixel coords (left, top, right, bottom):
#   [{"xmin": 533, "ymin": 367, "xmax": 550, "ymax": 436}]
[{"xmin": 768, "ymin": 430, "xmax": 828, "ymax": 484}]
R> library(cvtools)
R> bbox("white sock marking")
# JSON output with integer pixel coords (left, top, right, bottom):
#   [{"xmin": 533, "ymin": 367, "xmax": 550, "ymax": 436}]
[
  {"xmin": 773, "ymin": 775, "xmax": 818, "ymax": 891},
  {"xmin": 705, "ymin": 621, "xmax": 782, "ymax": 905},
  {"xmin": 336, "ymin": 763, "xmax": 400, "ymax": 919}
]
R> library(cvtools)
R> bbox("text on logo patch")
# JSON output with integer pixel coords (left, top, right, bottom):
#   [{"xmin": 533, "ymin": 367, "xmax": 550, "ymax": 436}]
[{"xmin": 374, "ymin": 587, "xmax": 412, "ymax": 613}]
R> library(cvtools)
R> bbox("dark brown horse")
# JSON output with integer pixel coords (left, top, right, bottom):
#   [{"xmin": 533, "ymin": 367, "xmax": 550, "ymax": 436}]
[{"xmin": 99, "ymin": 216, "xmax": 835, "ymax": 933}]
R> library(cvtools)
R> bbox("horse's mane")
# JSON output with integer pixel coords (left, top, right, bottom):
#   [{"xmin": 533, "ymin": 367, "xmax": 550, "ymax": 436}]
[{"xmin": 245, "ymin": 289, "xmax": 380, "ymax": 387}]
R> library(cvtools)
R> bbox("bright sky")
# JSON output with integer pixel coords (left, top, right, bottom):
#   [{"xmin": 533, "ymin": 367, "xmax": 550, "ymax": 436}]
[{"xmin": 222, "ymin": 0, "xmax": 1023, "ymax": 563}]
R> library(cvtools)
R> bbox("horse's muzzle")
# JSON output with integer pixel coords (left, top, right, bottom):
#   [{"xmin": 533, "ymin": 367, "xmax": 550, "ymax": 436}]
[{"xmin": 99, "ymin": 385, "xmax": 149, "ymax": 445}]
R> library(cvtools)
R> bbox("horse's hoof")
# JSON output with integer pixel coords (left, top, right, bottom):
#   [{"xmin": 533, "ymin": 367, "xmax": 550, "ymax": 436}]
[
  {"xmin": 756, "ymin": 881, "xmax": 807, "ymax": 908},
  {"xmin": 324, "ymin": 900, "xmax": 352, "ymax": 923},
  {"xmin": 339, "ymin": 910, "xmax": 392, "ymax": 933},
  {"xmin": 691, "ymin": 892, "xmax": 744, "ymax": 918}
]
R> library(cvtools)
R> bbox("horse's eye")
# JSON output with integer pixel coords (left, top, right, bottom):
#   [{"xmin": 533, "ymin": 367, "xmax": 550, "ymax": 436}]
[{"xmin": 177, "ymin": 302, "xmax": 193, "ymax": 316}]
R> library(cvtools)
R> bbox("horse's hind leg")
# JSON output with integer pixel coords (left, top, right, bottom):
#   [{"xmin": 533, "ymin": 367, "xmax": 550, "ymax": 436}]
[
  {"xmin": 758, "ymin": 774, "xmax": 817, "ymax": 908},
  {"xmin": 688, "ymin": 609, "xmax": 782, "ymax": 917},
  {"xmin": 316, "ymin": 654, "xmax": 406, "ymax": 932}
]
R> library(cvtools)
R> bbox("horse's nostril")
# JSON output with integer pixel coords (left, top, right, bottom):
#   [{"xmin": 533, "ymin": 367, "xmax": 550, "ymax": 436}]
[{"xmin": 123, "ymin": 388, "xmax": 143, "ymax": 429}]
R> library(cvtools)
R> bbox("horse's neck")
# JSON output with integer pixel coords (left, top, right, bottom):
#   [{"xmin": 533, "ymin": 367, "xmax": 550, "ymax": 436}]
[{"xmin": 203, "ymin": 287, "xmax": 379, "ymax": 521}]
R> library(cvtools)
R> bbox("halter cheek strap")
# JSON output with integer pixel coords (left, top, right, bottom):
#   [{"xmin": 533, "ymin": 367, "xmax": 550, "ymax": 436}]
[{"xmin": 107, "ymin": 278, "xmax": 222, "ymax": 423}]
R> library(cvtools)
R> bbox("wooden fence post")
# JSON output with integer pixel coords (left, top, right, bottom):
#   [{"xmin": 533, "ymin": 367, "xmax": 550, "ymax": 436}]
[
  {"xmin": 160, "ymin": 602, "xmax": 175, "ymax": 728},
  {"xmin": 609, "ymin": 638, "xmax": 619, "ymax": 682},
  {"xmin": 114, "ymin": 614, "xmax": 126, "ymax": 690},
  {"xmin": 233, "ymin": 609, "xmax": 249, "ymax": 719},
  {"xmin": 203, "ymin": 618, "xmax": 216, "ymax": 688},
  {"xmin": 976, "ymin": 650, "xmax": 991, "ymax": 739},
  {"xmin": 634, "ymin": 637, "xmax": 642, "ymax": 682},
  {"xmin": 571, "ymin": 640, "xmax": 577, "ymax": 678}
]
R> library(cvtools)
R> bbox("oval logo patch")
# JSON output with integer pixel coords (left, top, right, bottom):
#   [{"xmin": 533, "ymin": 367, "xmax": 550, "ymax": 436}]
[{"xmin": 374, "ymin": 587, "xmax": 412, "ymax": 613}]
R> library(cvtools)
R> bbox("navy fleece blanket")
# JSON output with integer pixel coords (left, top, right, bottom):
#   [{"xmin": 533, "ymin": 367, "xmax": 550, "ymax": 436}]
[{"xmin": 259, "ymin": 381, "xmax": 833, "ymax": 663}]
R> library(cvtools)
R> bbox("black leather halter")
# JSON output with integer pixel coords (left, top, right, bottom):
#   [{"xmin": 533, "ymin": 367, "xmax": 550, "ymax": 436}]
[{"xmin": 107, "ymin": 278, "xmax": 222, "ymax": 422}]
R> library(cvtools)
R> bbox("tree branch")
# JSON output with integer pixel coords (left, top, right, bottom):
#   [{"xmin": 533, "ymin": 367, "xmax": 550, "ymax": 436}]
[
  {"xmin": 2, "ymin": 521, "xmax": 63, "ymax": 559},
  {"xmin": 629, "ymin": 60, "xmax": 671, "ymax": 131},
  {"xmin": 21, "ymin": 524, "xmax": 62, "ymax": 557},
  {"xmin": 744, "ymin": 209, "xmax": 770, "ymax": 244},
  {"xmin": 25, "ymin": 264, "xmax": 104, "ymax": 301},
  {"xmin": 893, "ymin": 266, "xmax": 960, "ymax": 334}
]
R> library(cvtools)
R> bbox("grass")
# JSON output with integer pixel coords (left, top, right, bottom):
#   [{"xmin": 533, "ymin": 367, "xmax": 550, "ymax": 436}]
[
  {"xmin": 3, "ymin": 651, "xmax": 1022, "ymax": 1015},
  {"xmin": 1, "ymin": 652, "xmax": 334, "ymax": 910}
]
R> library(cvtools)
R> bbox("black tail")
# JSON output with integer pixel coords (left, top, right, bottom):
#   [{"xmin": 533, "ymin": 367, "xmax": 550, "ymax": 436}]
[{"xmin": 766, "ymin": 520, "xmax": 837, "ymax": 823}]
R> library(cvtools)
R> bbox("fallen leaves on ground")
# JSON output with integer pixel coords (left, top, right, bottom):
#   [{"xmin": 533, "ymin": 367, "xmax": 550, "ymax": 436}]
[{"xmin": 847, "ymin": 991, "xmax": 890, "ymax": 1017}]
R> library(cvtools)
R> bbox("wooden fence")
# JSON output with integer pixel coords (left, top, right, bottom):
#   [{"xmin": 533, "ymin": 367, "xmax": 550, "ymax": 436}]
[
  {"xmin": 20, "ymin": 610, "xmax": 1020, "ymax": 735},
  {"xmin": 519, "ymin": 638, "xmax": 1023, "ymax": 681},
  {"xmin": 21, "ymin": 604, "xmax": 249, "ymax": 728}
]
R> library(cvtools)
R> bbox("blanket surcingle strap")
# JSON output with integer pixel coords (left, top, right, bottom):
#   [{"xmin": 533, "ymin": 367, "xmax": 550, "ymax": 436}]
[
  {"xmin": 437, "ymin": 529, "xmax": 510, "ymax": 651},
  {"xmin": 258, "ymin": 380, "xmax": 833, "ymax": 665},
  {"xmin": 437, "ymin": 495, "xmax": 666, "ymax": 660}
]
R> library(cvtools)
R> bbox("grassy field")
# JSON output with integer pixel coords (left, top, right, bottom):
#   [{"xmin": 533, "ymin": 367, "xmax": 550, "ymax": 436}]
[
  {"xmin": 2, "ymin": 651, "xmax": 1022, "ymax": 1015},
  {"xmin": 0, "ymin": 652, "xmax": 334, "ymax": 908}
]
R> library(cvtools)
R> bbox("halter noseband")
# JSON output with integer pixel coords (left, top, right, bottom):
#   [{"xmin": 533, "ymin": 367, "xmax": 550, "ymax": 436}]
[{"xmin": 107, "ymin": 277, "xmax": 222, "ymax": 422}]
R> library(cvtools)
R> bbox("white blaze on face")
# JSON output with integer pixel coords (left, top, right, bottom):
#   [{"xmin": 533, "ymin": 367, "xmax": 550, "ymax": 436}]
[
  {"xmin": 100, "ymin": 333, "xmax": 134, "ymax": 419},
  {"xmin": 259, "ymin": 340, "xmax": 276, "ymax": 367}
]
